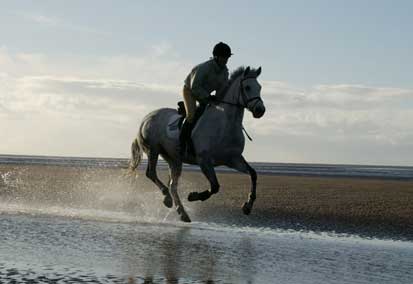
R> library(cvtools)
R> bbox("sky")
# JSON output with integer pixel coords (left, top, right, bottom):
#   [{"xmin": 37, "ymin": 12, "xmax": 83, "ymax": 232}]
[{"xmin": 0, "ymin": 0, "xmax": 412, "ymax": 166}]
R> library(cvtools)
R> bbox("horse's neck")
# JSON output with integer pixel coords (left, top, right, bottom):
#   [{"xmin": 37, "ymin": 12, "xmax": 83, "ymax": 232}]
[
  {"xmin": 219, "ymin": 78, "xmax": 244, "ymax": 125},
  {"xmin": 220, "ymin": 77, "xmax": 241, "ymax": 105}
]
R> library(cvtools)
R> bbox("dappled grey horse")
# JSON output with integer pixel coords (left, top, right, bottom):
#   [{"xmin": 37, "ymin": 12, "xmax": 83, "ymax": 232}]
[{"xmin": 130, "ymin": 66, "xmax": 265, "ymax": 222}]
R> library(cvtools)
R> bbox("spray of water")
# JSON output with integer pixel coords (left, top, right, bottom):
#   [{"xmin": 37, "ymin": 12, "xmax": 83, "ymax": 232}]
[{"xmin": 0, "ymin": 165, "xmax": 195, "ymax": 224}]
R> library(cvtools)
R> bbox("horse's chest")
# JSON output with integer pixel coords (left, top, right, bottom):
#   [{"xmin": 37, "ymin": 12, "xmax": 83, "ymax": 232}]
[{"xmin": 209, "ymin": 126, "xmax": 244, "ymax": 154}]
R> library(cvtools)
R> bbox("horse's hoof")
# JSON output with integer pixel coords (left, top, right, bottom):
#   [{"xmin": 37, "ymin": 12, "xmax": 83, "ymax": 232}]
[
  {"xmin": 177, "ymin": 206, "xmax": 191, "ymax": 223},
  {"xmin": 163, "ymin": 195, "xmax": 173, "ymax": 208},
  {"xmin": 180, "ymin": 214, "xmax": 191, "ymax": 223},
  {"xmin": 242, "ymin": 202, "xmax": 252, "ymax": 215},
  {"xmin": 188, "ymin": 192, "xmax": 199, "ymax": 202}
]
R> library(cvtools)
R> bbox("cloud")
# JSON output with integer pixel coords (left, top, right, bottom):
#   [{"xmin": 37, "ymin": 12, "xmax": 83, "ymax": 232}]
[
  {"xmin": 261, "ymin": 80, "xmax": 413, "ymax": 109},
  {"xmin": 245, "ymin": 80, "xmax": 413, "ymax": 149},
  {"xmin": 12, "ymin": 11, "xmax": 110, "ymax": 36},
  {"xmin": 0, "ymin": 48, "xmax": 412, "ymax": 164},
  {"xmin": 28, "ymin": 14, "xmax": 60, "ymax": 26},
  {"xmin": 0, "ymin": 48, "xmax": 187, "ymax": 157},
  {"xmin": 3, "ymin": 76, "xmax": 177, "ymax": 122}
]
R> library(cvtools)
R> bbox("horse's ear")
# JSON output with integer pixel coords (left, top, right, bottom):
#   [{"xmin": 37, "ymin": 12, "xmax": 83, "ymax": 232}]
[
  {"xmin": 256, "ymin": 66, "xmax": 262, "ymax": 77},
  {"xmin": 244, "ymin": 66, "xmax": 250, "ymax": 76}
]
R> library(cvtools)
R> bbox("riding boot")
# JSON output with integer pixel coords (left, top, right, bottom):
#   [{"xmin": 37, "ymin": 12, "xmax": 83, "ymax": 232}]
[{"xmin": 179, "ymin": 119, "xmax": 193, "ymax": 156}]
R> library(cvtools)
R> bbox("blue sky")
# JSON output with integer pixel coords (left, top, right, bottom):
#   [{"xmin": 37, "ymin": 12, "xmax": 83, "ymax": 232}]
[{"xmin": 1, "ymin": 1, "xmax": 412, "ymax": 165}]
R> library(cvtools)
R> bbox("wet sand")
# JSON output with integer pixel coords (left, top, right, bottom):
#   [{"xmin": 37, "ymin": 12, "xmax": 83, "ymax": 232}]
[
  {"xmin": 188, "ymin": 171, "xmax": 413, "ymax": 240},
  {"xmin": 1, "ymin": 164, "xmax": 413, "ymax": 239},
  {"xmin": 2, "ymin": 164, "xmax": 413, "ymax": 283}
]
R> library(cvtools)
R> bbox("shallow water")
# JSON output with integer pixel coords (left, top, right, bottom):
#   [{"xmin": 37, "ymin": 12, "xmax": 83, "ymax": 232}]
[
  {"xmin": 1, "ymin": 211, "xmax": 413, "ymax": 284},
  {"xmin": 1, "ymin": 164, "xmax": 413, "ymax": 283},
  {"xmin": 2, "ymin": 154, "xmax": 413, "ymax": 180}
]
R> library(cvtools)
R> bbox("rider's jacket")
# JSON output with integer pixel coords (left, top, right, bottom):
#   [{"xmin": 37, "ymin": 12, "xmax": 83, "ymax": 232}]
[{"xmin": 184, "ymin": 58, "xmax": 229, "ymax": 103}]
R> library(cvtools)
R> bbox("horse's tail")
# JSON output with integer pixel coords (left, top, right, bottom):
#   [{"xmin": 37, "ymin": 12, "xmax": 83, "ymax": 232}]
[{"xmin": 129, "ymin": 138, "xmax": 142, "ymax": 172}]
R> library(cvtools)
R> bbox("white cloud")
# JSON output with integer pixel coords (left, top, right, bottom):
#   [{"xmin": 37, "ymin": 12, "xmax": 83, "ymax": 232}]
[
  {"xmin": 0, "ymin": 48, "xmax": 412, "ymax": 164},
  {"xmin": 245, "ymin": 80, "xmax": 413, "ymax": 152},
  {"xmin": 12, "ymin": 11, "xmax": 110, "ymax": 36},
  {"xmin": 29, "ymin": 14, "xmax": 60, "ymax": 26}
]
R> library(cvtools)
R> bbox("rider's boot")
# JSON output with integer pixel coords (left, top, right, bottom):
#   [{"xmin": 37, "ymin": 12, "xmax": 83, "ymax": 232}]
[{"xmin": 179, "ymin": 119, "xmax": 193, "ymax": 156}]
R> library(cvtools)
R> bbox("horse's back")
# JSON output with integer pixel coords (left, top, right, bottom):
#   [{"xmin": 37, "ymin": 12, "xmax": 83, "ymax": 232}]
[{"xmin": 139, "ymin": 108, "xmax": 180, "ymax": 152}]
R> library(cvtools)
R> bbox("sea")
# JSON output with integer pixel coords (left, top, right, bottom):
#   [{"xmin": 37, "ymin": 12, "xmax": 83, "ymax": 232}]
[
  {"xmin": 1, "ymin": 154, "xmax": 412, "ymax": 180},
  {"xmin": 1, "ymin": 154, "xmax": 412, "ymax": 283}
]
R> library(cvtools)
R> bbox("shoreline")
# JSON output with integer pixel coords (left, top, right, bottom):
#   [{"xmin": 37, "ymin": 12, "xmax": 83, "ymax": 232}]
[{"xmin": 1, "ymin": 154, "xmax": 412, "ymax": 181}]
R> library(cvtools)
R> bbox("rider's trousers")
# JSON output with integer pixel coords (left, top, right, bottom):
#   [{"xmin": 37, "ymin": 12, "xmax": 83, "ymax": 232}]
[{"xmin": 182, "ymin": 86, "xmax": 196, "ymax": 123}]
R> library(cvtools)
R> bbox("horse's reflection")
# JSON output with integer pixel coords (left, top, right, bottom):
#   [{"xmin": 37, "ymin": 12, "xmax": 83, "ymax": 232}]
[{"xmin": 125, "ymin": 226, "xmax": 217, "ymax": 283}]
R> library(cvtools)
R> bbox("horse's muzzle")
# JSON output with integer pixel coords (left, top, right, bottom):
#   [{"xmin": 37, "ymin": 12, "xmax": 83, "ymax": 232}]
[{"xmin": 253, "ymin": 105, "xmax": 266, "ymax": 118}]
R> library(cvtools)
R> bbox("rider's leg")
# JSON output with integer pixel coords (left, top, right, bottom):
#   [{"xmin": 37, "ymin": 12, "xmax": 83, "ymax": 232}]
[
  {"xmin": 182, "ymin": 86, "xmax": 196, "ymax": 123},
  {"xmin": 180, "ymin": 87, "xmax": 196, "ymax": 154},
  {"xmin": 179, "ymin": 120, "xmax": 193, "ymax": 155}
]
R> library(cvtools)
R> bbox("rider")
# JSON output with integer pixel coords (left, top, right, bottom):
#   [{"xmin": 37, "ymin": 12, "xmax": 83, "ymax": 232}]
[{"xmin": 179, "ymin": 42, "xmax": 232, "ymax": 155}]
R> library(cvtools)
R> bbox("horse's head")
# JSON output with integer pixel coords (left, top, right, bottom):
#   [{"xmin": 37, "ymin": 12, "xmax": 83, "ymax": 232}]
[{"xmin": 240, "ymin": 66, "xmax": 265, "ymax": 118}]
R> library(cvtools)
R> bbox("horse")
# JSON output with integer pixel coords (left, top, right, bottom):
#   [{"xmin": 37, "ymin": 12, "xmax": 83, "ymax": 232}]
[{"xmin": 129, "ymin": 66, "xmax": 265, "ymax": 222}]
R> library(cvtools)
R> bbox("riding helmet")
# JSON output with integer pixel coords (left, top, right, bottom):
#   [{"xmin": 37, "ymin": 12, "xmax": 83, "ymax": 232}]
[{"xmin": 213, "ymin": 42, "xmax": 233, "ymax": 58}]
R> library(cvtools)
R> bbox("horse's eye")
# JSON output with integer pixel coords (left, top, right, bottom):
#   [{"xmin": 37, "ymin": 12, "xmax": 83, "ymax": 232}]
[{"xmin": 245, "ymin": 85, "xmax": 251, "ymax": 91}]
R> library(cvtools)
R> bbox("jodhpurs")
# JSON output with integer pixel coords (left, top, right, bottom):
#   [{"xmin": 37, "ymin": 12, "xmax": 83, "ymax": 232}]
[{"xmin": 183, "ymin": 86, "xmax": 196, "ymax": 123}]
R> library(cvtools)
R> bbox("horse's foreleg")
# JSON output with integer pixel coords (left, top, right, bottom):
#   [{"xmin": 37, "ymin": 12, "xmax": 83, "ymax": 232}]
[
  {"xmin": 168, "ymin": 161, "xmax": 191, "ymax": 222},
  {"xmin": 229, "ymin": 156, "xmax": 257, "ymax": 215},
  {"xmin": 146, "ymin": 150, "xmax": 173, "ymax": 208},
  {"xmin": 188, "ymin": 155, "xmax": 219, "ymax": 202}
]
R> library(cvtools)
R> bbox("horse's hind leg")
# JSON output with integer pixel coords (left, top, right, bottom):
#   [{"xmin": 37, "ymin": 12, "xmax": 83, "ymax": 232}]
[
  {"xmin": 166, "ymin": 160, "xmax": 191, "ymax": 222},
  {"xmin": 228, "ymin": 156, "xmax": 257, "ymax": 215},
  {"xmin": 145, "ymin": 150, "xmax": 173, "ymax": 208}
]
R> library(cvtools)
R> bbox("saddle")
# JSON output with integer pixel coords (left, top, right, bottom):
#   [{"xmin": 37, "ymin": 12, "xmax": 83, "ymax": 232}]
[{"xmin": 176, "ymin": 101, "xmax": 206, "ymax": 130}]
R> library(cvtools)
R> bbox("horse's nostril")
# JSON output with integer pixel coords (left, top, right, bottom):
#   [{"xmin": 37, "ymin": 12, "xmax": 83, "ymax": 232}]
[{"xmin": 253, "ymin": 105, "xmax": 265, "ymax": 118}]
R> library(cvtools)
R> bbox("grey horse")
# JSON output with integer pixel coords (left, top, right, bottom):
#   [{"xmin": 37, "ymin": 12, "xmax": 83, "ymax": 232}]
[{"xmin": 130, "ymin": 66, "xmax": 265, "ymax": 222}]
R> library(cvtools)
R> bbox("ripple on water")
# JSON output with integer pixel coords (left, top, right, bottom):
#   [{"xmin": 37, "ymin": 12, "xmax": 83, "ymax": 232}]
[{"xmin": 1, "ymin": 213, "xmax": 413, "ymax": 284}]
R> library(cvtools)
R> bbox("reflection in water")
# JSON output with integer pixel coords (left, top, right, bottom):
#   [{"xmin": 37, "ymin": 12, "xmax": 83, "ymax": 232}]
[
  {"xmin": 238, "ymin": 237, "xmax": 256, "ymax": 284},
  {"xmin": 1, "ymin": 214, "xmax": 413, "ymax": 284},
  {"xmin": 118, "ymin": 226, "xmax": 218, "ymax": 283},
  {"xmin": 160, "ymin": 227, "xmax": 185, "ymax": 283}
]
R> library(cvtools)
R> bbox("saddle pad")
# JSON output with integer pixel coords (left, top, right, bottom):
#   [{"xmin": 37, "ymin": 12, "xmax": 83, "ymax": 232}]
[{"xmin": 166, "ymin": 114, "xmax": 182, "ymax": 139}]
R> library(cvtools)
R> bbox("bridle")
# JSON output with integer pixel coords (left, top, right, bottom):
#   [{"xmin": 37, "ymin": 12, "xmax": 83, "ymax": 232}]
[
  {"xmin": 215, "ymin": 76, "xmax": 262, "ymax": 109},
  {"xmin": 239, "ymin": 76, "xmax": 263, "ymax": 109}
]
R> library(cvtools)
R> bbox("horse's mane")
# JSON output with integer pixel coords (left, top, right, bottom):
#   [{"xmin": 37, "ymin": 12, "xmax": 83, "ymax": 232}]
[
  {"xmin": 228, "ymin": 66, "xmax": 247, "ymax": 86},
  {"xmin": 216, "ymin": 66, "xmax": 245, "ymax": 98},
  {"xmin": 216, "ymin": 66, "xmax": 257, "ymax": 98}
]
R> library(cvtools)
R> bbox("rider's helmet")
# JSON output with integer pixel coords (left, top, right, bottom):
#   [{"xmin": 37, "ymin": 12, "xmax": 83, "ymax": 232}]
[{"xmin": 213, "ymin": 42, "xmax": 233, "ymax": 58}]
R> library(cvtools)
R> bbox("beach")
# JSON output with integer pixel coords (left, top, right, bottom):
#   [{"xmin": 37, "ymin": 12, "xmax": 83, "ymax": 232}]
[
  {"xmin": 1, "ymin": 163, "xmax": 412, "ymax": 240},
  {"xmin": 1, "ymin": 163, "xmax": 413, "ymax": 283}
]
